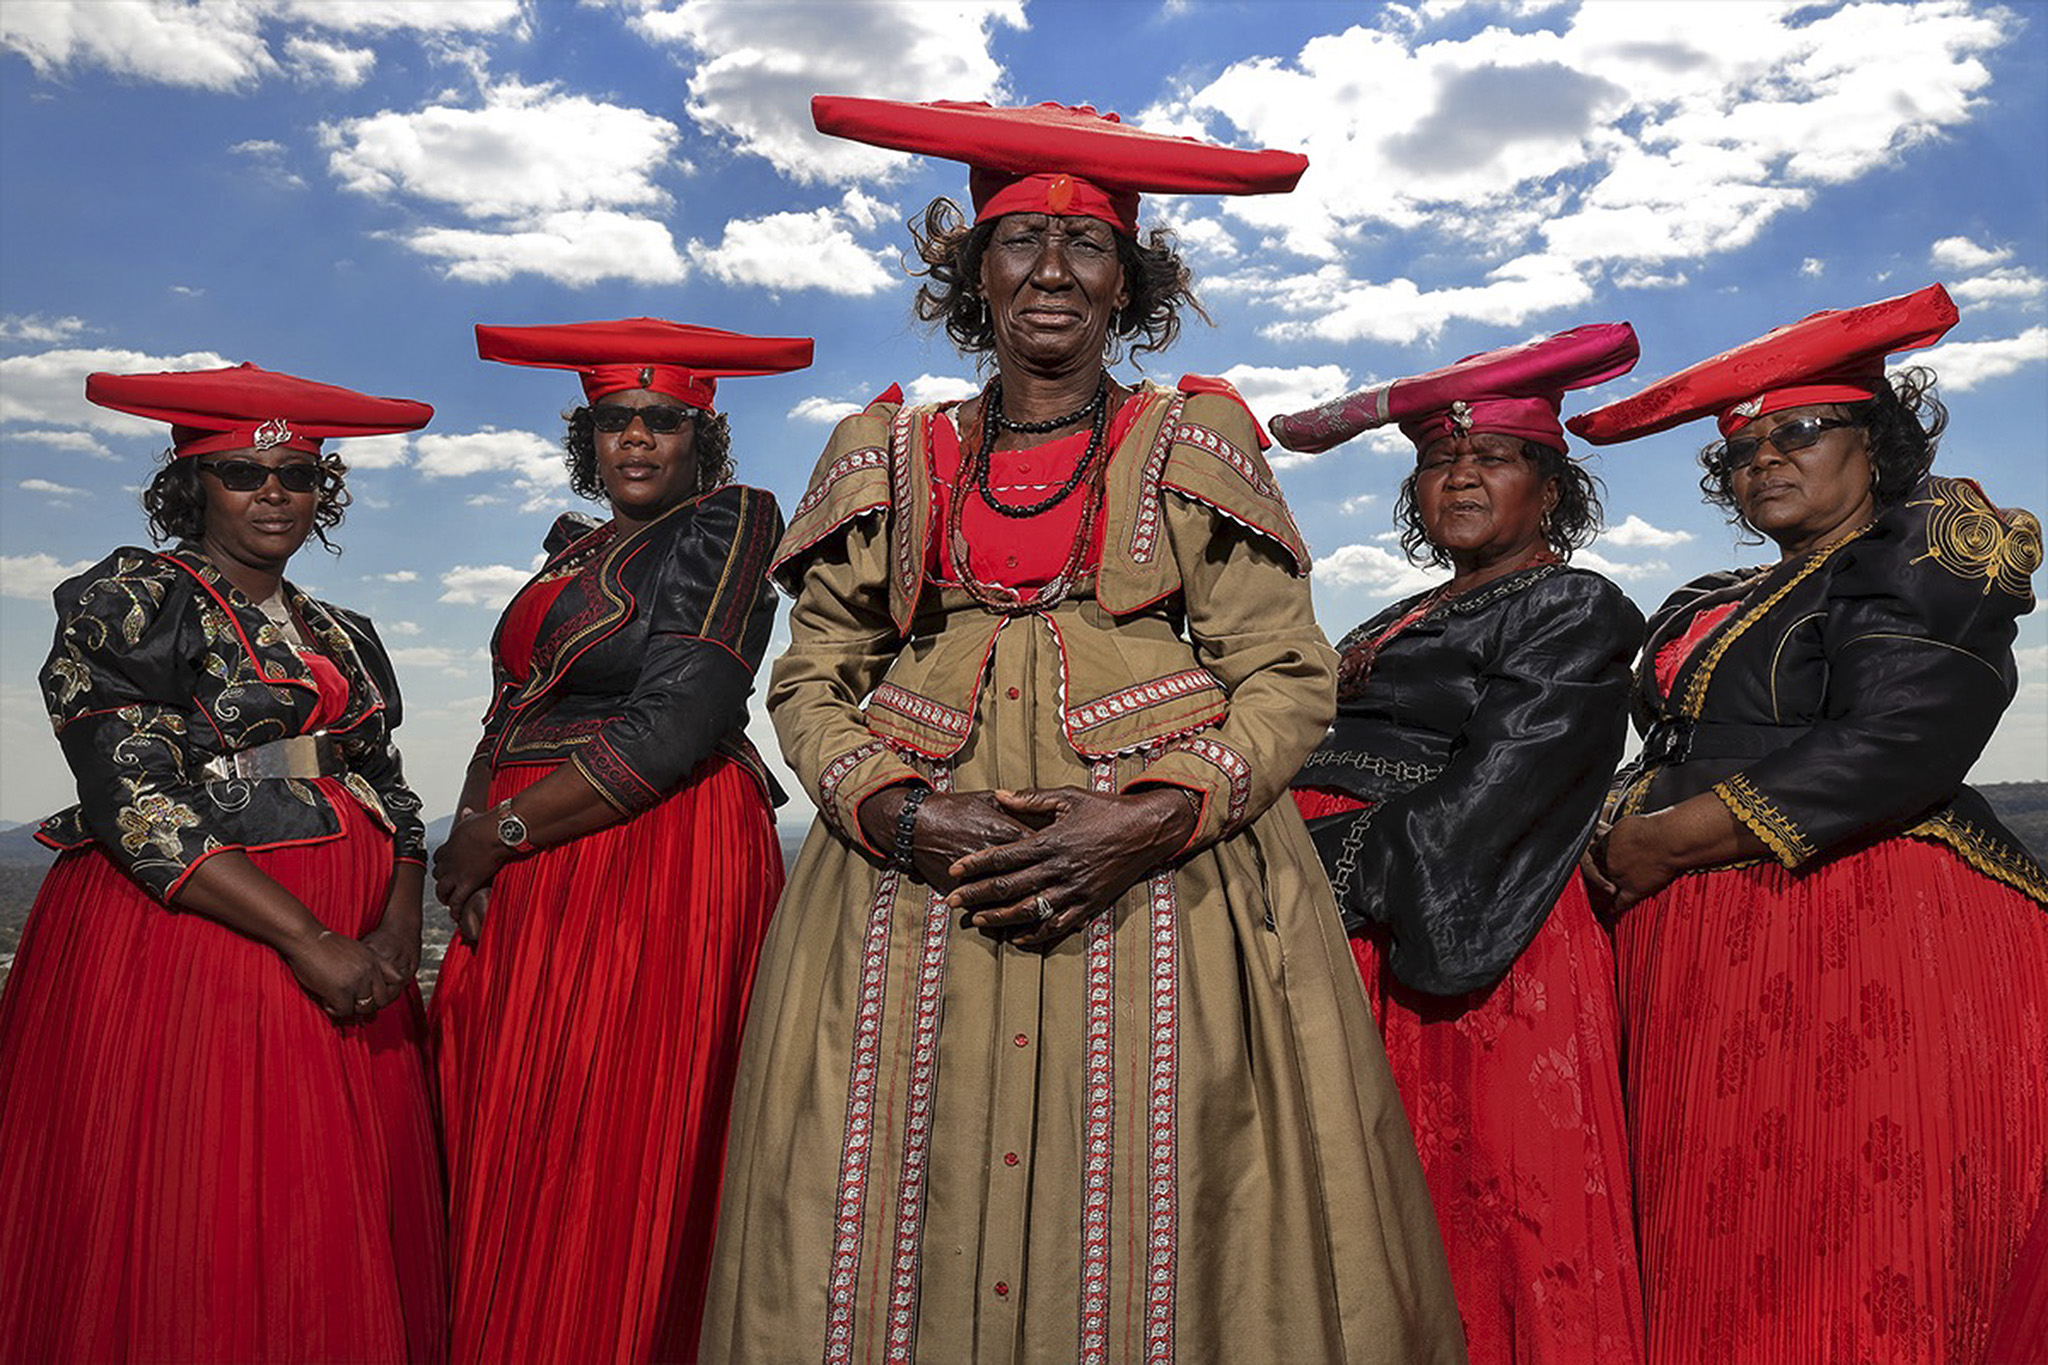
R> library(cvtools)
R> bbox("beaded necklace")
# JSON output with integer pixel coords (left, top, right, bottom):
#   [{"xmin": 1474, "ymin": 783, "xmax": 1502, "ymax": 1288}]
[{"xmin": 972, "ymin": 373, "xmax": 1108, "ymax": 519}]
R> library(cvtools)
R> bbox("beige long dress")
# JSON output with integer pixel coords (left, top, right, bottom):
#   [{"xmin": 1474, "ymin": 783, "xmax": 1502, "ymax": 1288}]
[{"xmin": 703, "ymin": 382, "xmax": 1464, "ymax": 1364}]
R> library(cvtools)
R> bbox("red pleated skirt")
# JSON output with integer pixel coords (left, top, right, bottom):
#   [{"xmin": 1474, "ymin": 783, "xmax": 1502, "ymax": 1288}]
[
  {"xmin": 0, "ymin": 780, "xmax": 448, "ymax": 1365},
  {"xmin": 433, "ymin": 757, "xmax": 782, "ymax": 1365},
  {"xmin": 1293, "ymin": 787, "xmax": 1646, "ymax": 1364},
  {"xmin": 1615, "ymin": 837, "xmax": 2048, "ymax": 1364}
]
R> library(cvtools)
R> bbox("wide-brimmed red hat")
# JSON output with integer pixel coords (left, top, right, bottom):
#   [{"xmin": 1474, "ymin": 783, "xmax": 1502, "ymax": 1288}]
[
  {"xmin": 1568, "ymin": 284, "xmax": 1958, "ymax": 444},
  {"xmin": 810, "ymin": 96, "xmax": 1308, "ymax": 235},
  {"xmin": 85, "ymin": 362, "xmax": 433, "ymax": 458},
  {"xmin": 474, "ymin": 317, "xmax": 815, "ymax": 409},
  {"xmin": 1269, "ymin": 323, "xmax": 1639, "ymax": 456}
]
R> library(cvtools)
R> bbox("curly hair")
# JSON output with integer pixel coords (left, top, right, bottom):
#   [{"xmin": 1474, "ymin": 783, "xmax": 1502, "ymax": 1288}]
[
  {"xmin": 562, "ymin": 405, "xmax": 735, "ymax": 504},
  {"xmin": 1394, "ymin": 439, "xmax": 1604, "ymax": 568},
  {"xmin": 1697, "ymin": 365, "xmax": 1947, "ymax": 535},
  {"xmin": 907, "ymin": 197, "xmax": 1209, "ymax": 365},
  {"xmin": 142, "ymin": 450, "xmax": 351, "ymax": 553}
]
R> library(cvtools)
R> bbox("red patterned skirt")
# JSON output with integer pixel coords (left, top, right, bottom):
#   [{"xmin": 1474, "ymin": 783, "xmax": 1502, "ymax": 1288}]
[
  {"xmin": 0, "ymin": 780, "xmax": 447, "ymax": 1364},
  {"xmin": 433, "ymin": 757, "xmax": 782, "ymax": 1365},
  {"xmin": 1615, "ymin": 837, "xmax": 2048, "ymax": 1363},
  {"xmin": 1293, "ymin": 787, "xmax": 1645, "ymax": 1364}
]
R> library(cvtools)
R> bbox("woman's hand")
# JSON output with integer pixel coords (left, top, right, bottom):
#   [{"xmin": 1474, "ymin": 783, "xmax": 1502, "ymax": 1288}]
[
  {"xmin": 451, "ymin": 888, "xmax": 489, "ymax": 947},
  {"xmin": 360, "ymin": 863, "xmax": 424, "ymax": 984},
  {"xmin": 433, "ymin": 806, "xmax": 513, "ymax": 915},
  {"xmin": 856, "ymin": 786, "xmax": 1033, "ymax": 891},
  {"xmin": 1596, "ymin": 814, "xmax": 1680, "ymax": 912},
  {"xmin": 282, "ymin": 926, "xmax": 406, "ymax": 1021},
  {"xmin": 1580, "ymin": 817, "xmax": 1619, "ymax": 914},
  {"xmin": 1593, "ymin": 795, "xmax": 1766, "ymax": 914},
  {"xmin": 945, "ymin": 786, "xmax": 1198, "ymax": 949}
]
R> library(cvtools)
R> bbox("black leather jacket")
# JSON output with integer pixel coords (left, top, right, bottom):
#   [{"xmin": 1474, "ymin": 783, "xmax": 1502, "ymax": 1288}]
[
  {"xmin": 1619, "ymin": 473, "xmax": 2044, "ymax": 904},
  {"xmin": 1296, "ymin": 564, "xmax": 1644, "ymax": 994},
  {"xmin": 37, "ymin": 546, "xmax": 425, "ymax": 898},
  {"xmin": 476, "ymin": 483, "xmax": 785, "ymax": 811}
]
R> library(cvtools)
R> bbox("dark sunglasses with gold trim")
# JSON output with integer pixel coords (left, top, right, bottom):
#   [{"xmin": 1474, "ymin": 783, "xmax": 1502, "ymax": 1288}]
[
  {"xmin": 590, "ymin": 402, "xmax": 695, "ymax": 434},
  {"xmin": 1718, "ymin": 416, "xmax": 1858, "ymax": 474},
  {"xmin": 196, "ymin": 458, "xmax": 325, "ymax": 494}
]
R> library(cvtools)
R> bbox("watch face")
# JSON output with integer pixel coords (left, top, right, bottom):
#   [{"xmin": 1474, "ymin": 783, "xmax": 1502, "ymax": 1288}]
[{"xmin": 498, "ymin": 813, "xmax": 526, "ymax": 847}]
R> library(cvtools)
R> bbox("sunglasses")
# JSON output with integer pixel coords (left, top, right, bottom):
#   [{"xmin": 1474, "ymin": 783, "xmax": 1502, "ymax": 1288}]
[
  {"xmin": 1719, "ymin": 416, "xmax": 1857, "ymax": 474},
  {"xmin": 197, "ymin": 459, "xmax": 324, "ymax": 494},
  {"xmin": 591, "ymin": 403, "xmax": 694, "ymax": 434}
]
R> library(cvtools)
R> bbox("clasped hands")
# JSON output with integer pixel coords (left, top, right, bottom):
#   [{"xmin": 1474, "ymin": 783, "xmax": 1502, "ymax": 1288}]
[{"xmin": 859, "ymin": 785, "xmax": 1198, "ymax": 949}]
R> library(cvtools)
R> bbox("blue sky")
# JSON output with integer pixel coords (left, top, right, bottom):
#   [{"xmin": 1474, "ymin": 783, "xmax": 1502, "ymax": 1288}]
[{"xmin": 2, "ymin": 0, "xmax": 2043, "ymax": 829}]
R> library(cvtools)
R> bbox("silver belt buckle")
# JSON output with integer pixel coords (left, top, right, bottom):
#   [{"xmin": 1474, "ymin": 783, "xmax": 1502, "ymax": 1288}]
[{"xmin": 203, "ymin": 733, "xmax": 334, "ymax": 781}]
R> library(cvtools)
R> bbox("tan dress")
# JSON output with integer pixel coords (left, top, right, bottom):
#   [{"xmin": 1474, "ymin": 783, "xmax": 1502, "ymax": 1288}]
[{"xmin": 703, "ymin": 382, "xmax": 1463, "ymax": 1364}]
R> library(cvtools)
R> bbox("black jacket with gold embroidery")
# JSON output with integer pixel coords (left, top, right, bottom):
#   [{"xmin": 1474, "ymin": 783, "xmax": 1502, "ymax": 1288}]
[
  {"xmin": 1297, "ymin": 566, "xmax": 1643, "ymax": 994},
  {"xmin": 475, "ymin": 483, "xmax": 784, "ymax": 811},
  {"xmin": 1618, "ymin": 474, "xmax": 2045, "ymax": 903},
  {"xmin": 36, "ymin": 546, "xmax": 426, "ymax": 899}
]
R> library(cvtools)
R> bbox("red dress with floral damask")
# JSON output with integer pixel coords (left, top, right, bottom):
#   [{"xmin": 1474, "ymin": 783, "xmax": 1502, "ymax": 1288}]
[{"xmin": 1617, "ymin": 600, "xmax": 2048, "ymax": 1364}]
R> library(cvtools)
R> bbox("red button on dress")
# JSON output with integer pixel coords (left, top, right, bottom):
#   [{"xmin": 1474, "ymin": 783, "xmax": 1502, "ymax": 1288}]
[
  {"xmin": 993, "ymin": 1281, "xmax": 1009, "ymax": 1298},
  {"xmin": 1013, "ymin": 1034, "xmax": 1028, "ymax": 1048},
  {"xmin": 1003, "ymin": 1152, "xmax": 1019, "ymax": 1166},
  {"xmin": 1006, "ymin": 687, "xmax": 1020, "ymax": 700}
]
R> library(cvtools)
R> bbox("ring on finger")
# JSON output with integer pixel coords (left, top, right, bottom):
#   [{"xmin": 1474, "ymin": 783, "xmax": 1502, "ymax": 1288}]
[{"xmin": 1031, "ymin": 894, "xmax": 1056, "ymax": 923}]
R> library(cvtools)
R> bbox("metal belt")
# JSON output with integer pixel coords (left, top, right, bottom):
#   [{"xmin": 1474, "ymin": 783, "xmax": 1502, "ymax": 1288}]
[{"xmin": 200, "ymin": 733, "xmax": 343, "ymax": 781}]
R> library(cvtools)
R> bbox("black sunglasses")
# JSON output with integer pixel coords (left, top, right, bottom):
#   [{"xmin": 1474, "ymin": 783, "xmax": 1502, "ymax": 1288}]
[
  {"xmin": 197, "ymin": 459, "xmax": 324, "ymax": 494},
  {"xmin": 591, "ymin": 403, "xmax": 694, "ymax": 434},
  {"xmin": 1720, "ymin": 416, "xmax": 1857, "ymax": 473}
]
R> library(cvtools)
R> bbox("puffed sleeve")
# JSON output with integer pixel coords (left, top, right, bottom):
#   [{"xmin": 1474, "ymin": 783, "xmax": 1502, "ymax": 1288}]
[
  {"xmin": 1306, "ymin": 573, "xmax": 1643, "ymax": 994},
  {"xmin": 325, "ymin": 606, "xmax": 428, "ymax": 865},
  {"xmin": 39, "ymin": 550, "xmax": 224, "ymax": 899},
  {"xmin": 1119, "ymin": 393, "xmax": 1338, "ymax": 850},
  {"xmin": 1710, "ymin": 475, "xmax": 2041, "ymax": 867},
  {"xmin": 567, "ymin": 485, "xmax": 785, "ymax": 816}
]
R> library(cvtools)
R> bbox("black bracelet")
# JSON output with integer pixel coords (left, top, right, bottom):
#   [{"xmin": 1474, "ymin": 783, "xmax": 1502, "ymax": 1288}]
[{"xmin": 892, "ymin": 785, "xmax": 931, "ymax": 872}]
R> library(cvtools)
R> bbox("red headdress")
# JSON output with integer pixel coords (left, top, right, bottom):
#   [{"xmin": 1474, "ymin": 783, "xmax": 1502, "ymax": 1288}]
[
  {"xmin": 474, "ymin": 317, "xmax": 815, "ymax": 410},
  {"xmin": 85, "ymin": 362, "xmax": 433, "ymax": 458},
  {"xmin": 1567, "ymin": 285, "xmax": 1958, "ymax": 444},
  {"xmin": 809, "ymin": 96, "xmax": 1308, "ymax": 235},
  {"xmin": 1269, "ymin": 324, "xmax": 1640, "ymax": 456}
]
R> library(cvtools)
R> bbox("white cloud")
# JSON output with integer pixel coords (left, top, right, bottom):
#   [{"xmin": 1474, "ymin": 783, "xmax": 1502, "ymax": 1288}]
[
  {"xmin": 332, "ymin": 432, "xmax": 410, "ymax": 470},
  {"xmin": 1916, "ymin": 328, "xmax": 2048, "ymax": 391},
  {"xmin": 378, "ymin": 571, "xmax": 420, "ymax": 584},
  {"xmin": 405, "ymin": 210, "xmax": 689, "ymax": 285},
  {"xmin": 1800, "ymin": 258, "xmax": 1825, "ymax": 277},
  {"xmin": 384, "ymin": 618, "xmax": 423, "ymax": 633},
  {"xmin": 790, "ymin": 396, "xmax": 861, "ymax": 425},
  {"xmin": 0, "ymin": 345, "xmax": 233, "ymax": 436},
  {"xmin": 4, "ymin": 428, "xmax": 114, "ymax": 458},
  {"xmin": 440, "ymin": 563, "xmax": 535, "ymax": 608},
  {"xmin": 19, "ymin": 478, "xmax": 83, "ymax": 497},
  {"xmin": 691, "ymin": 206, "xmax": 894, "ymax": 295},
  {"xmin": 631, "ymin": 0, "xmax": 1024, "ymax": 184},
  {"xmin": 1949, "ymin": 268, "xmax": 2047, "ymax": 305},
  {"xmin": 323, "ymin": 80, "xmax": 694, "ymax": 284},
  {"xmin": 0, "ymin": 0, "xmax": 518, "ymax": 92},
  {"xmin": 0, "ymin": 314, "xmax": 88, "ymax": 345},
  {"xmin": 1310, "ymin": 542, "xmax": 1439, "ymax": 597},
  {"xmin": 0, "ymin": 553, "xmax": 97, "ymax": 600},
  {"xmin": 1339, "ymin": 492, "xmax": 1379, "ymax": 515},
  {"xmin": 327, "ymin": 81, "xmax": 680, "ymax": 220},
  {"xmin": 387, "ymin": 644, "xmax": 485, "ymax": 674},
  {"xmin": 284, "ymin": 34, "xmax": 376, "ymax": 87},
  {"xmin": 412, "ymin": 427, "xmax": 572, "ymax": 511},
  {"xmin": 1160, "ymin": 2, "xmax": 2011, "ymax": 344},
  {"xmin": 1931, "ymin": 235, "xmax": 2013, "ymax": 272},
  {"xmin": 904, "ymin": 374, "xmax": 980, "ymax": 405},
  {"xmin": 1572, "ymin": 546, "xmax": 1670, "ymax": 583},
  {"xmin": 1599, "ymin": 514, "xmax": 1694, "ymax": 550}
]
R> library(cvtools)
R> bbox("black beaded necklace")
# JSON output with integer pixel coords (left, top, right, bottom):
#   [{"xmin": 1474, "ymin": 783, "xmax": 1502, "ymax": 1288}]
[{"xmin": 972, "ymin": 373, "xmax": 1110, "ymax": 519}]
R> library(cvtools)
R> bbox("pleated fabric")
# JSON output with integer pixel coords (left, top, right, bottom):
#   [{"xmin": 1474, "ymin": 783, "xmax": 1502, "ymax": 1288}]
[
  {"xmin": 433, "ymin": 756, "xmax": 782, "ymax": 1365},
  {"xmin": 0, "ymin": 780, "xmax": 448, "ymax": 1365},
  {"xmin": 1616, "ymin": 838, "xmax": 2048, "ymax": 1364},
  {"xmin": 1293, "ymin": 787, "xmax": 1645, "ymax": 1364}
]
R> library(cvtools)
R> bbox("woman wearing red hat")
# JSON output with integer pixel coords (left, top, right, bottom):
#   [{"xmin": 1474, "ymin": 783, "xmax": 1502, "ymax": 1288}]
[
  {"xmin": 703, "ymin": 99, "xmax": 1463, "ymax": 1363},
  {"xmin": 0, "ymin": 364, "xmax": 446, "ymax": 1362},
  {"xmin": 1272, "ymin": 325, "xmax": 1648, "ymax": 1364},
  {"xmin": 1571, "ymin": 285, "xmax": 2047, "ymax": 1364},
  {"xmin": 429, "ymin": 319, "xmax": 804, "ymax": 1364}
]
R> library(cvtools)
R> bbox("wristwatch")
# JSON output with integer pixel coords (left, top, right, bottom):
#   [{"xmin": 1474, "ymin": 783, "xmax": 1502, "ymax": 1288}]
[{"xmin": 494, "ymin": 799, "xmax": 537, "ymax": 854}]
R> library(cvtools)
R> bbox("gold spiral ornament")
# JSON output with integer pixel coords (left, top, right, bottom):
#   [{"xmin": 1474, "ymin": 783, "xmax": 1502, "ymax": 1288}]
[{"xmin": 1912, "ymin": 476, "xmax": 2042, "ymax": 598}]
